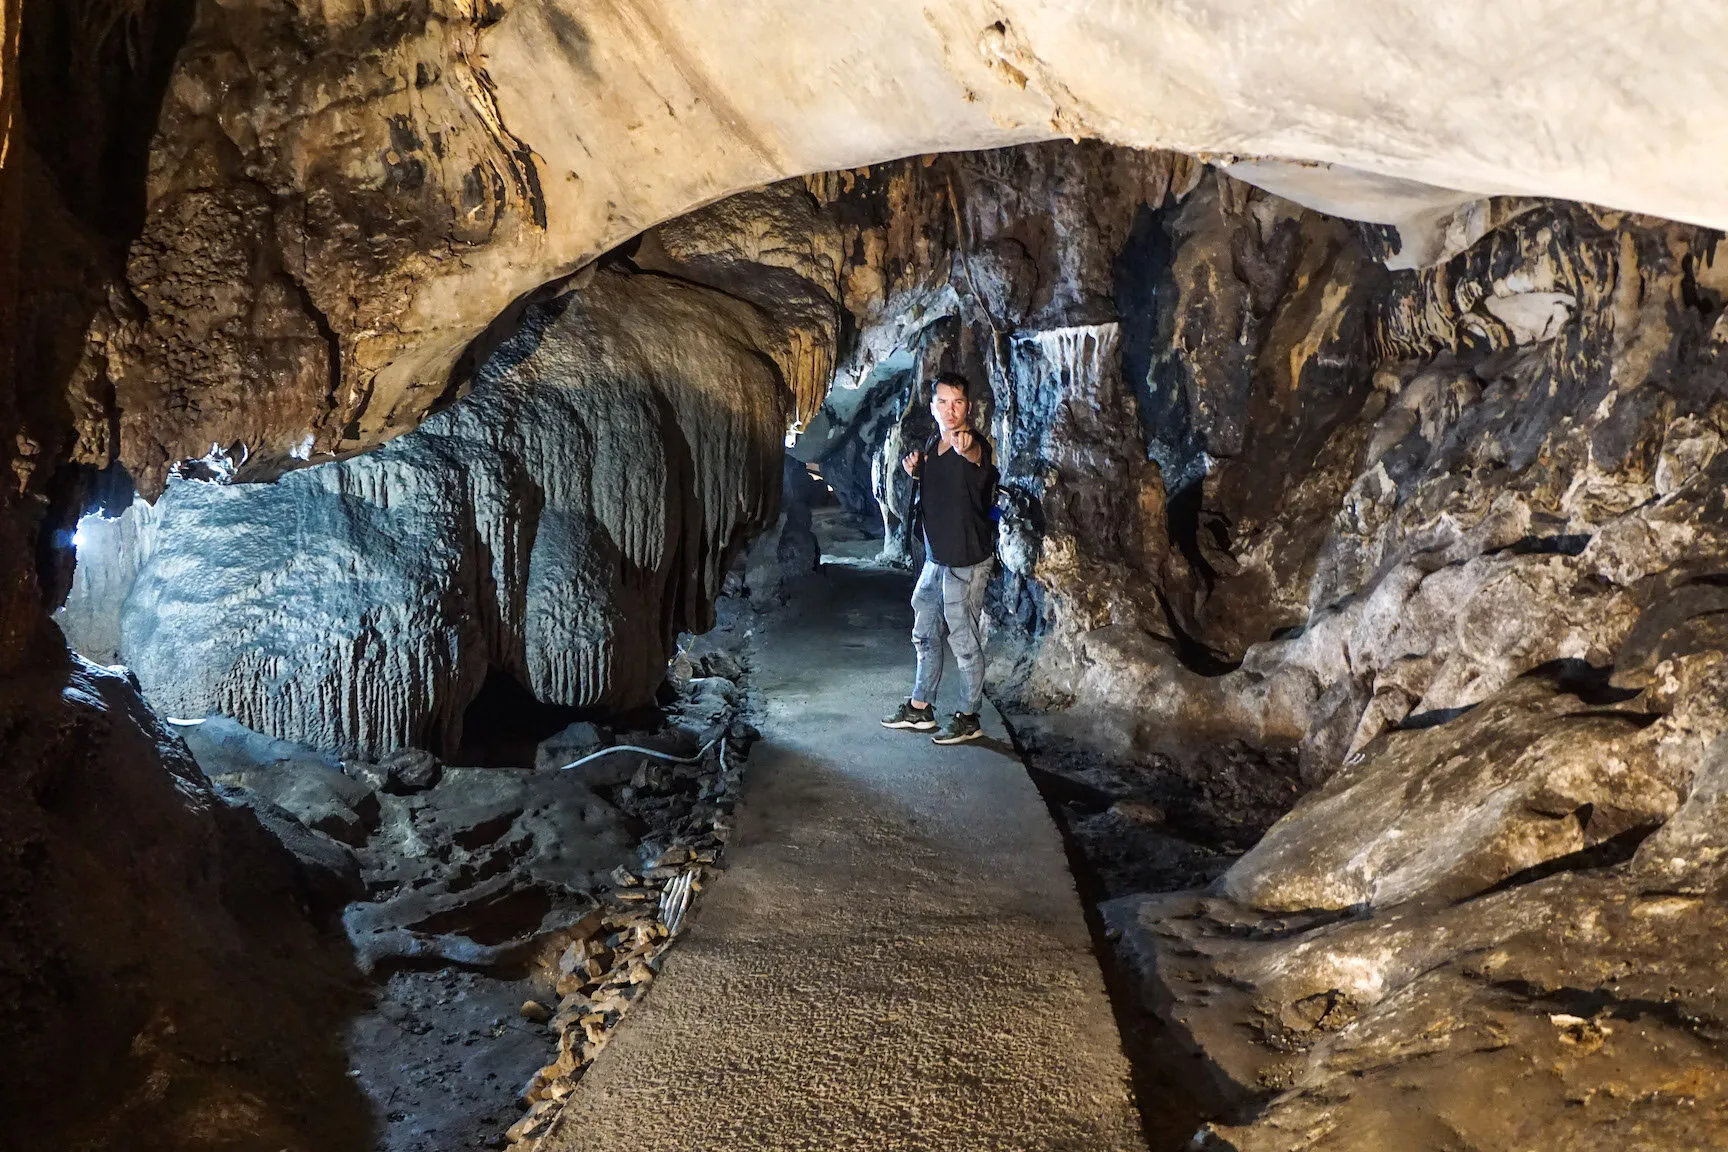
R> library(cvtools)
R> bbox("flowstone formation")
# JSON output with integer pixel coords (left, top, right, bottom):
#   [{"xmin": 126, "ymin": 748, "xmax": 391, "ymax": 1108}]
[{"xmin": 60, "ymin": 265, "xmax": 794, "ymax": 754}]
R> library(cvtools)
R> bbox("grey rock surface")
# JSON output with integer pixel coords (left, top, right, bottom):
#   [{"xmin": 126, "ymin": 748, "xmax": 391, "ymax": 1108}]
[
  {"xmin": 185, "ymin": 717, "xmax": 380, "ymax": 845},
  {"xmin": 63, "ymin": 269, "xmax": 790, "ymax": 756},
  {"xmin": 377, "ymin": 748, "xmax": 443, "ymax": 794},
  {"xmin": 533, "ymin": 722, "xmax": 609, "ymax": 773}
]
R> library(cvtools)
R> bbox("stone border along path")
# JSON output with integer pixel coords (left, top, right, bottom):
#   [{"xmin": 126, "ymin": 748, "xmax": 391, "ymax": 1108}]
[
  {"xmin": 504, "ymin": 721, "xmax": 749, "ymax": 1143},
  {"xmin": 531, "ymin": 565, "xmax": 1143, "ymax": 1152}
]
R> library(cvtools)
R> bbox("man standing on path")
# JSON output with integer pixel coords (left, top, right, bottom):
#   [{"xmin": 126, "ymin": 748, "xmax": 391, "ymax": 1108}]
[{"xmin": 881, "ymin": 372, "xmax": 998, "ymax": 745}]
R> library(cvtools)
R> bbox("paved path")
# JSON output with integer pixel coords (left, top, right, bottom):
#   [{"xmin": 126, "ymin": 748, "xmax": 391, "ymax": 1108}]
[{"xmin": 542, "ymin": 566, "xmax": 1143, "ymax": 1151}]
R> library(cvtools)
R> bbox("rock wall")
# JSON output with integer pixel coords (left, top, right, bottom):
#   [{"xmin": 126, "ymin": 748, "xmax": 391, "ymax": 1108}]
[
  {"xmin": 0, "ymin": 653, "xmax": 374, "ymax": 1152},
  {"xmin": 1092, "ymin": 196, "xmax": 1728, "ymax": 1149},
  {"xmin": 770, "ymin": 146, "xmax": 1728, "ymax": 1146},
  {"xmin": 61, "ymin": 265, "xmax": 792, "ymax": 756}
]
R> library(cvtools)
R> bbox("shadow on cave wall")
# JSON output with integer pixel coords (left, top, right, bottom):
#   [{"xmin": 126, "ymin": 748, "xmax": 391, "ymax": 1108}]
[
  {"xmin": 14, "ymin": 0, "xmax": 204, "ymax": 604},
  {"xmin": 2, "ymin": 5, "xmax": 386, "ymax": 1149},
  {"xmin": 0, "ymin": 655, "xmax": 380, "ymax": 1152}
]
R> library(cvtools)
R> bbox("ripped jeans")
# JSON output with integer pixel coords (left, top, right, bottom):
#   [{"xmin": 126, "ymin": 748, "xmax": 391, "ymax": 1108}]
[{"xmin": 910, "ymin": 558, "xmax": 993, "ymax": 716}]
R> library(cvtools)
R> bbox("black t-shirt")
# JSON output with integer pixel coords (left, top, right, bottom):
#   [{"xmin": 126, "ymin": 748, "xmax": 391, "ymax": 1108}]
[{"xmin": 919, "ymin": 436, "xmax": 998, "ymax": 567}]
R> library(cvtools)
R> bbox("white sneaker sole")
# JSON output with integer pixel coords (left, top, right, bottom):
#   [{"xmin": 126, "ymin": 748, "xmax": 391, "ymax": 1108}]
[
  {"xmin": 931, "ymin": 730, "xmax": 983, "ymax": 745},
  {"xmin": 881, "ymin": 719, "xmax": 938, "ymax": 731}
]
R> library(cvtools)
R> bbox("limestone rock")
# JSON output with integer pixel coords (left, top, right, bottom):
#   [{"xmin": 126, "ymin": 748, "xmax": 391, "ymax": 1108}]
[
  {"xmin": 1223, "ymin": 672, "xmax": 1680, "ymax": 912},
  {"xmin": 182, "ymin": 716, "xmax": 380, "ymax": 846},
  {"xmin": 68, "ymin": 0, "xmax": 1728, "ymax": 514},
  {"xmin": 63, "ymin": 269, "xmax": 789, "ymax": 755},
  {"xmin": 379, "ymin": 748, "xmax": 444, "ymax": 795},
  {"xmin": 1107, "ymin": 872, "xmax": 1728, "ymax": 1151},
  {"xmin": 212, "ymin": 781, "xmax": 365, "ymax": 914},
  {"xmin": 0, "ymin": 656, "xmax": 372, "ymax": 1150}
]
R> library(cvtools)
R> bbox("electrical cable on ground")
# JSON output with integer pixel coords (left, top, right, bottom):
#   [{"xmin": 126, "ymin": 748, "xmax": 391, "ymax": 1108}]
[{"xmin": 557, "ymin": 733, "xmax": 728, "ymax": 773}]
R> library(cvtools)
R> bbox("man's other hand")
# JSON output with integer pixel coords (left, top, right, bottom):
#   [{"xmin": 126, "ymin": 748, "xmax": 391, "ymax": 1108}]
[{"xmin": 902, "ymin": 449, "xmax": 923, "ymax": 476}]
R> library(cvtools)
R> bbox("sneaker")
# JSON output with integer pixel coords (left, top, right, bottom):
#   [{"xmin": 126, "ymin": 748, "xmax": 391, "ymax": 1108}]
[
  {"xmin": 931, "ymin": 712, "xmax": 983, "ymax": 745},
  {"xmin": 881, "ymin": 699, "xmax": 937, "ymax": 731}
]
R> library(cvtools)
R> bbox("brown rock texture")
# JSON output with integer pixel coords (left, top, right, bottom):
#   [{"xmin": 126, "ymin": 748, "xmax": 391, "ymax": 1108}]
[{"xmin": 0, "ymin": 655, "xmax": 373, "ymax": 1152}]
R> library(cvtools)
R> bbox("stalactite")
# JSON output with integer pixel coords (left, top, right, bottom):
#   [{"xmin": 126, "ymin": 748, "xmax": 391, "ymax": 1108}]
[
  {"xmin": 1006, "ymin": 323, "xmax": 1124, "ymax": 484},
  {"xmin": 60, "ymin": 270, "xmax": 792, "ymax": 756}
]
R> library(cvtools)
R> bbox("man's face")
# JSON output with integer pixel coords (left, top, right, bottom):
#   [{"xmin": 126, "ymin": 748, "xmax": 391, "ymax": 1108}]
[{"xmin": 931, "ymin": 383, "xmax": 969, "ymax": 430}]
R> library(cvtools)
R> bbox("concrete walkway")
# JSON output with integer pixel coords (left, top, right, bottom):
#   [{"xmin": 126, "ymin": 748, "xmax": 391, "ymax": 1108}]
[{"xmin": 542, "ymin": 566, "xmax": 1143, "ymax": 1151}]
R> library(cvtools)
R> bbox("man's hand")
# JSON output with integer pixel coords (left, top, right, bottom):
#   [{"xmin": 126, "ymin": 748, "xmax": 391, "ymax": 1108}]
[
  {"xmin": 943, "ymin": 426, "xmax": 982, "ymax": 462},
  {"xmin": 901, "ymin": 449, "xmax": 923, "ymax": 477}
]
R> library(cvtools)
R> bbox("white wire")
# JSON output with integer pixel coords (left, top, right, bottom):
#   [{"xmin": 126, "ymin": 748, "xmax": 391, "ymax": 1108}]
[{"xmin": 556, "ymin": 733, "xmax": 725, "ymax": 772}]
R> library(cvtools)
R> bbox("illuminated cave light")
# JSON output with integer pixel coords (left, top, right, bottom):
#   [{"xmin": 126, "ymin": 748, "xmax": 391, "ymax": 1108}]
[{"xmin": 70, "ymin": 510, "xmax": 124, "ymax": 553}]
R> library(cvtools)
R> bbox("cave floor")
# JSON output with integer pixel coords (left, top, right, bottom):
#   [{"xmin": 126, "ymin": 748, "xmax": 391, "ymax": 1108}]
[{"xmin": 536, "ymin": 564, "xmax": 1142, "ymax": 1151}]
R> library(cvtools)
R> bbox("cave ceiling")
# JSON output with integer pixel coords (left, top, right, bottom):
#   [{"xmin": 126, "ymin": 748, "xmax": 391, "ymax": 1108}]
[{"xmin": 28, "ymin": 0, "xmax": 1728, "ymax": 494}]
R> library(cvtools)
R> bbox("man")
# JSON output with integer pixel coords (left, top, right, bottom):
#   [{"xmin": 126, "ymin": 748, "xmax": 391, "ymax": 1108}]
[{"xmin": 881, "ymin": 371, "xmax": 998, "ymax": 745}]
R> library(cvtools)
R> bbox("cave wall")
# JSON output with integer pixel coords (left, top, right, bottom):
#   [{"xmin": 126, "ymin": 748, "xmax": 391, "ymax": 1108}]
[
  {"xmin": 8, "ymin": 5, "xmax": 1728, "ymax": 1149},
  {"xmin": 0, "ymin": 657, "xmax": 378, "ymax": 1152},
  {"xmin": 1107, "ymin": 196, "xmax": 1728, "ymax": 1149},
  {"xmin": 36, "ymin": 121, "xmax": 1728, "ymax": 1144},
  {"xmin": 88, "ymin": 0, "xmax": 1727, "ymax": 521},
  {"xmin": 1039, "ymin": 193, "xmax": 1728, "ymax": 771}
]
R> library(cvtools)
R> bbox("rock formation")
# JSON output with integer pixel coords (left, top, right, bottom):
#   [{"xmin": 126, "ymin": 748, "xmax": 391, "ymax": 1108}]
[
  {"xmin": 61, "ymin": 263, "xmax": 793, "ymax": 755},
  {"xmin": 1079, "ymin": 196, "xmax": 1728, "ymax": 1147},
  {"xmin": 0, "ymin": 655, "xmax": 375, "ymax": 1152},
  {"xmin": 12, "ymin": 0, "xmax": 1728, "ymax": 636}
]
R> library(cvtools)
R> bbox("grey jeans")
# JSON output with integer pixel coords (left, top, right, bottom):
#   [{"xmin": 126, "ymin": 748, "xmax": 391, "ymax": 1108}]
[{"xmin": 910, "ymin": 558, "xmax": 993, "ymax": 715}]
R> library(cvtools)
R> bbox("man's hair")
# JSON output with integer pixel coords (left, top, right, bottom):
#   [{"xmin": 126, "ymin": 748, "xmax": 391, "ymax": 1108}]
[{"xmin": 930, "ymin": 371, "xmax": 971, "ymax": 399}]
